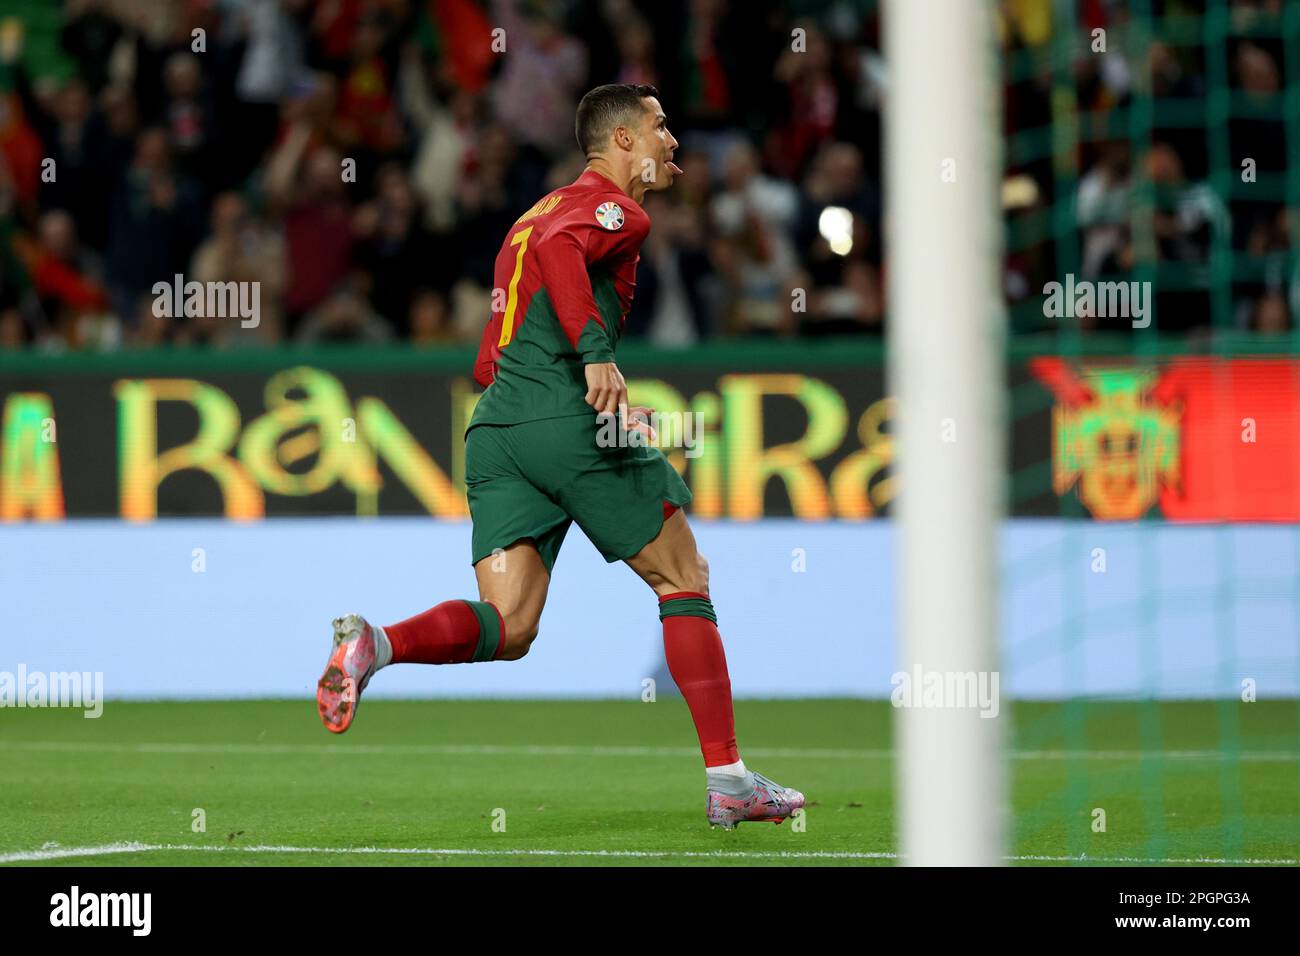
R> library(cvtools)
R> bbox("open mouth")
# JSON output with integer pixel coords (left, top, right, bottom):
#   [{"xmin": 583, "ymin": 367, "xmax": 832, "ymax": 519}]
[{"xmin": 666, "ymin": 159, "xmax": 683, "ymax": 175}]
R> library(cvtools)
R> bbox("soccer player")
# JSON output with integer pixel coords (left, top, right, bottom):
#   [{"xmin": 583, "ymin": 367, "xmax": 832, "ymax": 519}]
[{"xmin": 316, "ymin": 84, "xmax": 804, "ymax": 829}]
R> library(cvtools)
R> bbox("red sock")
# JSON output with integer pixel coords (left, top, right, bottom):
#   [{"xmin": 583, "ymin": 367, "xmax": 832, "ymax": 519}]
[
  {"xmin": 659, "ymin": 591, "xmax": 740, "ymax": 767},
  {"xmin": 384, "ymin": 600, "xmax": 504, "ymax": 664}
]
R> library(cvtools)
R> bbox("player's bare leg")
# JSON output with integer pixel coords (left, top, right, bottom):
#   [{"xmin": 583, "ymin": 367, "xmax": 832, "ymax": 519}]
[
  {"xmin": 472, "ymin": 540, "xmax": 551, "ymax": 661},
  {"xmin": 316, "ymin": 540, "xmax": 549, "ymax": 732},
  {"xmin": 626, "ymin": 509, "xmax": 805, "ymax": 828}
]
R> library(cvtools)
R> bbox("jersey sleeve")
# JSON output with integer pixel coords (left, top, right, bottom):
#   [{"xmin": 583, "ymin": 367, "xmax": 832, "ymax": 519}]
[
  {"xmin": 473, "ymin": 311, "xmax": 502, "ymax": 386},
  {"xmin": 534, "ymin": 196, "xmax": 649, "ymax": 364}
]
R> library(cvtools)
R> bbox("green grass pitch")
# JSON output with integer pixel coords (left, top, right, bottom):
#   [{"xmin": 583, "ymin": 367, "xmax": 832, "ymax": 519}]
[{"xmin": 0, "ymin": 699, "xmax": 1296, "ymax": 866}]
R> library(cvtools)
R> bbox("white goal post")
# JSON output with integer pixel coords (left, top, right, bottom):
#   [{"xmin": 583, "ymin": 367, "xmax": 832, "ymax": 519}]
[{"xmin": 885, "ymin": 0, "xmax": 1007, "ymax": 866}]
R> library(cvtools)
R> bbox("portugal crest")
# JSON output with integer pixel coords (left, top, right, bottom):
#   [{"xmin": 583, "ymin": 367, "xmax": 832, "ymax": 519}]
[
  {"xmin": 595, "ymin": 202, "xmax": 624, "ymax": 230},
  {"xmin": 1031, "ymin": 359, "xmax": 1182, "ymax": 520}
]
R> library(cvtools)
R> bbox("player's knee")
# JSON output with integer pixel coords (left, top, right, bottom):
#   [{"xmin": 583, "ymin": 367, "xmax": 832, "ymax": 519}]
[{"xmin": 497, "ymin": 609, "xmax": 540, "ymax": 660}]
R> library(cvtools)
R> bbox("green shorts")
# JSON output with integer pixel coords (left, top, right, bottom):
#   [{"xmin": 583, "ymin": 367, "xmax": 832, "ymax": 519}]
[{"xmin": 465, "ymin": 414, "xmax": 692, "ymax": 573}]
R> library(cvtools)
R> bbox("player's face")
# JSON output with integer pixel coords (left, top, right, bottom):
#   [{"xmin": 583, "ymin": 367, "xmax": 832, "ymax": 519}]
[{"xmin": 637, "ymin": 97, "xmax": 681, "ymax": 190}]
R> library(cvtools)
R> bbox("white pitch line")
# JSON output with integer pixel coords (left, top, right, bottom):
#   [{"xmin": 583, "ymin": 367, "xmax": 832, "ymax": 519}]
[
  {"xmin": 1015, "ymin": 749, "xmax": 1298, "ymax": 763},
  {"xmin": 0, "ymin": 842, "xmax": 160, "ymax": 863},
  {"xmin": 0, "ymin": 741, "xmax": 867, "ymax": 759},
  {"xmin": 0, "ymin": 740, "xmax": 1295, "ymax": 761},
  {"xmin": 1, "ymin": 843, "xmax": 1295, "ymax": 866},
  {"xmin": 0, "ymin": 843, "xmax": 890, "ymax": 864}
]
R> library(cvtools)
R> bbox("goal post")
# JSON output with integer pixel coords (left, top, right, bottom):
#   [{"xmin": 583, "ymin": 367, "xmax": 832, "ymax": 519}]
[{"xmin": 885, "ymin": 0, "xmax": 1007, "ymax": 866}]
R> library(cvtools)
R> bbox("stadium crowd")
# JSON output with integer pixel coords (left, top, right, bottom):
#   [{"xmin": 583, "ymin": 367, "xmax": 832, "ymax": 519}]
[
  {"xmin": 1001, "ymin": 0, "xmax": 1294, "ymax": 335},
  {"xmin": 0, "ymin": 0, "xmax": 1291, "ymax": 352}
]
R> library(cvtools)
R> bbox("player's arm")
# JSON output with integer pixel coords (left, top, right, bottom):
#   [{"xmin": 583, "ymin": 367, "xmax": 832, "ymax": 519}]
[
  {"xmin": 473, "ymin": 311, "xmax": 503, "ymax": 387},
  {"xmin": 534, "ymin": 198, "xmax": 649, "ymax": 416}
]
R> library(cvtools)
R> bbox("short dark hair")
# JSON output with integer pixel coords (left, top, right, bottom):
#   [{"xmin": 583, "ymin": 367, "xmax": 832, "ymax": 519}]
[{"xmin": 574, "ymin": 84, "xmax": 659, "ymax": 156}]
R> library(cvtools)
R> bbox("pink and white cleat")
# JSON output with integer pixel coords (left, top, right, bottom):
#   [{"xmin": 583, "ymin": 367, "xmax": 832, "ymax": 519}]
[
  {"xmin": 316, "ymin": 614, "xmax": 378, "ymax": 734},
  {"xmin": 707, "ymin": 771, "xmax": 806, "ymax": 830}
]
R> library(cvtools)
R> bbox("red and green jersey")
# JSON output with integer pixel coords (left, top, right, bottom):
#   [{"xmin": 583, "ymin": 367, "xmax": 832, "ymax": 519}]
[{"xmin": 468, "ymin": 170, "xmax": 650, "ymax": 428}]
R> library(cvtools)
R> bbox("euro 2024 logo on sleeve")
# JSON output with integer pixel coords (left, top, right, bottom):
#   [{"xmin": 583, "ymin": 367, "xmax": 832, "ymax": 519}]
[{"xmin": 595, "ymin": 202, "xmax": 624, "ymax": 231}]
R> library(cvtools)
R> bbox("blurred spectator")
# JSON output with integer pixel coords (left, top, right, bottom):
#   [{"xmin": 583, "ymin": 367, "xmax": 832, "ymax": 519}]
[
  {"xmin": 1149, "ymin": 42, "xmax": 1201, "ymax": 99},
  {"xmin": 129, "ymin": 290, "xmax": 177, "ymax": 347},
  {"xmin": 628, "ymin": 190, "xmax": 711, "ymax": 343},
  {"xmin": 769, "ymin": 21, "xmax": 839, "ymax": 180},
  {"xmin": 333, "ymin": 10, "xmax": 405, "ymax": 161},
  {"xmin": 295, "ymin": 283, "xmax": 395, "ymax": 344},
  {"xmin": 490, "ymin": 0, "xmax": 587, "ymax": 161},
  {"xmin": 159, "ymin": 52, "xmax": 219, "ymax": 183},
  {"xmin": 614, "ymin": 16, "xmax": 657, "ymax": 88},
  {"xmin": 189, "ymin": 191, "xmax": 286, "ymax": 345},
  {"xmin": 14, "ymin": 209, "xmax": 108, "ymax": 330},
  {"xmin": 354, "ymin": 162, "xmax": 440, "ymax": 332},
  {"xmin": 1077, "ymin": 142, "xmax": 1133, "ymax": 278},
  {"xmin": 455, "ymin": 124, "xmax": 527, "ymax": 286},
  {"xmin": 400, "ymin": 44, "xmax": 476, "ymax": 234},
  {"xmin": 710, "ymin": 140, "xmax": 800, "ymax": 335},
  {"xmin": 1143, "ymin": 143, "xmax": 1225, "ymax": 266},
  {"xmin": 232, "ymin": 0, "xmax": 312, "ymax": 105},
  {"xmin": 105, "ymin": 126, "xmax": 204, "ymax": 323},
  {"xmin": 1251, "ymin": 291, "xmax": 1290, "ymax": 333},
  {"xmin": 60, "ymin": 0, "xmax": 126, "ymax": 93},
  {"xmin": 17, "ymin": 71, "xmax": 115, "ymax": 249},
  {"xmin": 678, "ymin": 0, "xmax": 740, "ymax": 129},
  {"xmin": 0, "ymin": 305, "xmax": 26, "ymax": 348},
  {"xmin": 409, "ymin": 288, "xmax": 461, "ymax": 346},
  {"xmin": 798, "ymin": 255, "xmax": 883, "ymax": 336},
  {"xmin": 266, "ymin": 133, "xmax": 354, "ymax": 327}
]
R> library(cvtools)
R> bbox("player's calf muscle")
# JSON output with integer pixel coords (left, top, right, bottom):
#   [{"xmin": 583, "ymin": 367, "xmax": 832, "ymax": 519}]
[
  {"xmin": 628, "ymin": 513, "xmax": 710, "ymax": 596},
  {"xmin": 693, "ymin": 552, "xmax": 710, "ymax": 595},
  {"xmin": 646, "ymin": 551, "xmax": 708, "ymax": 596}
]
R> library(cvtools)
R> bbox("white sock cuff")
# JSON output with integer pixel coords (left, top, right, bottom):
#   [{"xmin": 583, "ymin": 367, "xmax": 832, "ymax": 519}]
[
  {"xmin": 706, "ymin": 758, "xmax": 747, "ymax": 778},
  {"xmin": 373, "ymin": 624, "xmax": 393, "ymax": 670}
]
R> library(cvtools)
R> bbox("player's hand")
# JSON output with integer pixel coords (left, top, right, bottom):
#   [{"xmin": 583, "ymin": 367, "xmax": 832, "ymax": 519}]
[
  {"xmin": 584, "ymin": 362, "xmax": 628, "ymax": 418},
  {"xmin": 624, "ymin": 405, "xmax": 657, "ymax": 442}
]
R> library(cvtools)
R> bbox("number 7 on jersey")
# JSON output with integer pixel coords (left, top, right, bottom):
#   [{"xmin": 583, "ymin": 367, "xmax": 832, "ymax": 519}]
[{"xmin": 497, "ymin": 226, "xmax": 534, "ymax": 348}]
